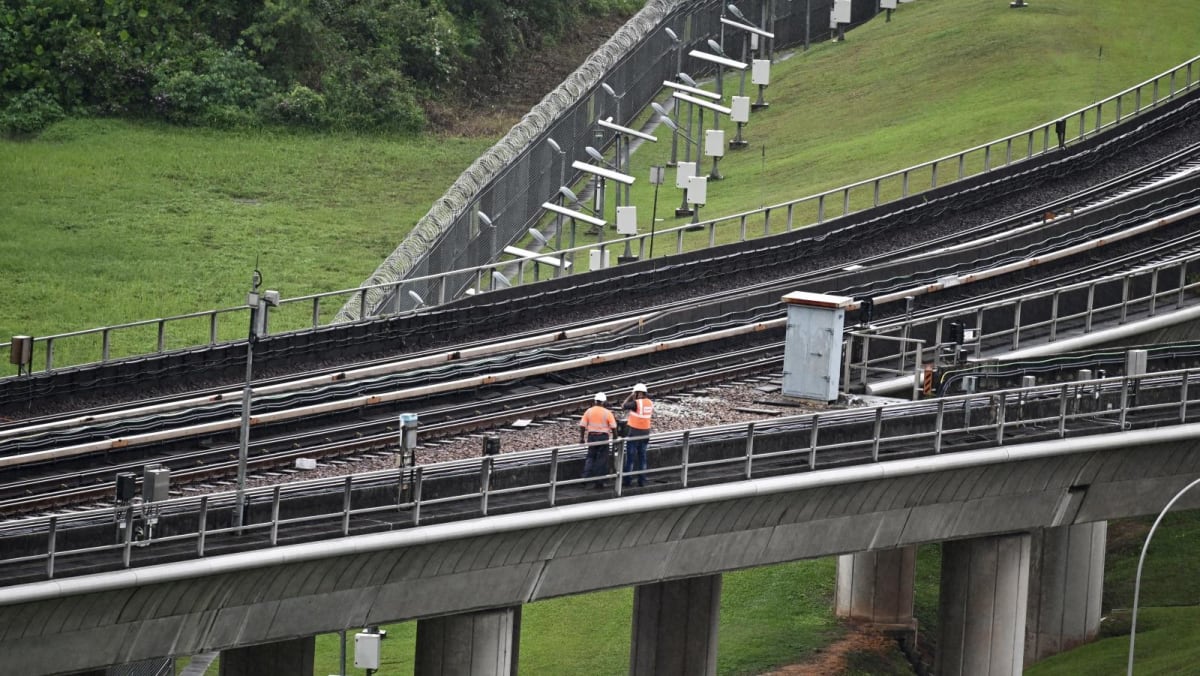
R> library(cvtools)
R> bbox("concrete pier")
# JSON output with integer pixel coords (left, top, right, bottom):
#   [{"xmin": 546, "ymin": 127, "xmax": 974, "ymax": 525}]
[
  {"xmin": 415, "ymin": 607, "xmax": 521, "ymax": 676},
  {"xmin": 835, "ymin": 546, "xmax": 917, "ymax": 625},
  {"xmin": 1025, "ymin": 522, "xmax": 1106, "ymax": 664},
  {"xmin": 937, "ymin": 534, "xmax": 1030, "ymax": 676},
  {"xmin": 219, "ymin": 636, "xmax": 314, "ymax": 676},
  {"xmin": 630, "ymin": 575, "xmax": 722, "ymax": 676}
]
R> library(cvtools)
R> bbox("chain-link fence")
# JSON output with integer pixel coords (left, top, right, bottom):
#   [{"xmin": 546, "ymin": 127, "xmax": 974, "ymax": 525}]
[{"xmin": 337, "ymin": 0, "xmax": 860, "ymax": 321}]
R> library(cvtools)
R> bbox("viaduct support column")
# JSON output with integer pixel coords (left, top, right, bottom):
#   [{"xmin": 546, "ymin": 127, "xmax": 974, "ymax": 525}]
[
  {"xmin": 1025, "ymin": 522, "xmax": 1107, "ymax": 665},
  {"xmin": 219, "ymin": 636, "xmax": 314, "ymax": 676},
  {"xmin": 937, "ymin": 533, "xmax": 1030, "ymax": 676},
  {"xmin": 415, "ymin": 607, "xmax": 521, "ymax": 676},
  {"xmin": 630, "ymin": 574, "xmax": 722, "ymax": 676},
  {"xmin": 835, "ymin": 546, "xmax": 917, "ymax": 647},
  {"xmin": 835, "ymin": 546, "xmax": 917, "ymax": 624}
]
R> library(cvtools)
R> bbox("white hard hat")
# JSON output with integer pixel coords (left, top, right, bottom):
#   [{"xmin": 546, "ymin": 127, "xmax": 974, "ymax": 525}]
[
  {"xmin": 594, "ymin": 392, "xmax": 607, "ymax": 402},
  {"xmin": 633, "ymin": 383, "xmax": 648, "ymax": 393}
]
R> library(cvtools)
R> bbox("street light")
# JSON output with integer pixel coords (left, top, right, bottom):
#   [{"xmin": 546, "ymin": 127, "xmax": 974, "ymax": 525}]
[
  {"xmin": 235, "ymin": 268, "xmax": 279, "ymax": 530},
  {"xmin": 542, "ymin": 198, "xmax": 607, "ymax": 265},
  {"xmin": 1127, "ymin": 475, "xmax": 1200, "ymax": 675},
  {"xmin": 546, "ymin": 137, "xmax": 567, "ymax": 254},
  {"xmin": 600, "ymin": 83, "xmax": 629, "ymax": 206},
  {"xmin": 663, "ymin": 27, "xmax": 684, "ymax": 166},
  {"xmin": 669, "ymin": 94, "xmax": 732, "ymax": 180}
]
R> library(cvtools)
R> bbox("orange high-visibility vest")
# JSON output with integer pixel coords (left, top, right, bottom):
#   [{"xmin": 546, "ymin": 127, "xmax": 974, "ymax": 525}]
[
  {"xmin": 580, "ymin": 406, "xmax": 616, "ymax": 434},
  {"xmin": 628, "ymin": 398, "xmax": 654, "ymax": 430}
]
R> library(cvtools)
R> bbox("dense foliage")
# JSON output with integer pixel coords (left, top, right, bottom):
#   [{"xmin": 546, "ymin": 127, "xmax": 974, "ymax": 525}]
[{"xmin": 0, "ymin": 0, "xmax": 639, "ymax": 135}]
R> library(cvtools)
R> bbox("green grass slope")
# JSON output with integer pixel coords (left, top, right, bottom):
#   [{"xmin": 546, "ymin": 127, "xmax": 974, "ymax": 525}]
[{"xmin": 3, "ymin": 0, "xmax": 1198, "ymax": 370}]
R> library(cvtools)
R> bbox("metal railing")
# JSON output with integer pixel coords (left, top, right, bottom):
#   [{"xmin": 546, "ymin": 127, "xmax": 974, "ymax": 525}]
[
  {"xmin": 4, "ymin": 55, "xmax": 1198, "ymax": 378},
  {"xmin": 5, "ymin": 365, "xmax": 1200, "ymax": 580},
  {"xmin": 845, "ymin": 250, "xmax": 1200, "ymax": 386}
]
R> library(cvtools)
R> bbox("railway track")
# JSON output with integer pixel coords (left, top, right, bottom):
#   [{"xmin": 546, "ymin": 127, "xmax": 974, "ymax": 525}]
[{"xmin": 3, "ymin": 141, "xmax": 1200, "ymax": 518}]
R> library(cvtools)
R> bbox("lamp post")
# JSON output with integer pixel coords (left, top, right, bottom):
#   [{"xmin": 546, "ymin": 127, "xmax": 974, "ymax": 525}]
[
  {"xmin": 546, "ymin": 137, "xmax": 567, "ymax": 254},
  {"xmin": 235, "ymin": 269, "xmax": 279, "ymax": 530},
  {"xmin": 1127, "ymin": 475, "xmax": 1200, "ymax": 675},
  {"xmin": 601, "ymin": 83, "xmax": 630, "ymax": 206},
  {"xmin": 664, "ymin": 28, "xmax": 683, "ymax": 166}
]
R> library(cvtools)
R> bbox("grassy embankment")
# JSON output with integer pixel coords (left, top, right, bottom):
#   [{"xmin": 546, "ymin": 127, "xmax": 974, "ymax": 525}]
[
  {"xmin": 4, "ymin": 0, "xmax": 1199, "ymax": 373},
  {"xmin": 4, "ymin": 0, "xmax": 1199, "ymax": 673}
]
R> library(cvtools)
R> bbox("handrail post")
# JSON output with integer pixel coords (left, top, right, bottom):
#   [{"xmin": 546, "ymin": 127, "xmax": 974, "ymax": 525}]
[
  {"xmin": 1179, "ymin": 260, "xmax": 1188, "ymax": 306},
  {"xmin": 46, "ymin": 517, "xmax": 57, "ymax": 579},
  {"xmin": 197, "ymin": 496, "xmax": 208, "ymax": 557},
  {"xmin": 1149, "ymin": 268, "xmax": 1159, "ymax": 317},
  {"xmin": 872, "ymin": 407, "xmax": 883, "ymax": 461},
  {"xmin": 1050, "ymin": 291, "xmax": 1060, "ymax": 341},
  {"xmin": 1120, "ymin": 275, "xmax": 1131, "ymax": 324},
  {"xmin": 1059, "ymin": 384, "xmax": 1069, "ymax": 438},
  {"xmin": 680, "ymin": 431, "xmax": 691, "ymax": 488},
  {"xmin": 615, "ymin": 440, "xmax": 626, "ymax": 498},
  {"xmin": 995, "ymin": 394, "xmax": 1007, "ymax": 446},
  {"xmin": 549, "ymin": 448, "xmax": 559, "ymax": 505},
  {"xmin": 808, "ymin": 415, "xmax": 819, "ymax": 469},
  {"xmin": 122, "ymin": 504, "xmax": 135, "ymax": 568},
  {"xmin": 342, "ymin": 476, "xmax": 352, "ymax": 536},
  {"xmin": 1119, "ymin": 376, "xmax": 1130, "ymax": 429},
  {"xmin": 1012, "ymin": 299, "xmax": 1023, "ymax": 350},
  {"xmin": 480, "ymin": 456, "xmax": 493, "ymax": 515},
  {"xmin": 1085, "ymin": 284, "xmax": 1096, "ymax": 332},
  {"xmin": 934, "ymin": 400, "xmax": 945, "ymax": 454},
  {"xmin": 1182, "ymin": 374, "xmax": 1191, "ymax": 424},
  {"xmin": 412, "ymin": 466, "xmax": 423, "ymax": 526},
  {"xmin": 270, "ymin": 486, "xmax": 281, "ymax": 546},
  {"xmin": 744, "ymin": 422, "xmax": 755, "ymax": 479}
]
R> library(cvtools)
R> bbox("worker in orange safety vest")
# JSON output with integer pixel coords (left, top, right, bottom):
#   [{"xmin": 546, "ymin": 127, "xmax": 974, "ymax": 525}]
[
  {"xmin": 580, "ymin": 392, "xmax": 617, "ymax": 488},
  {"xmin": 621, "ymin": 383, "xmax": 654, "ymax": 488}
]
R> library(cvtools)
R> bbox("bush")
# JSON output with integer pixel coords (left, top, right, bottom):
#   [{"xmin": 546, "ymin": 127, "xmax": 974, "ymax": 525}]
[
  {"xmin": 151, "ymin": 47, "xmax": 274, "ymax": 125},
  {"xmin": 264, "ymin": 84, "xmax": 328, "ymax": 128},
  {"xmin": 322, "ymin": 64, "xmax": 426, "ymax": 134},
  {"xmin": 0, "ymin": 89, "xmax": 65, "ymax": 135}
]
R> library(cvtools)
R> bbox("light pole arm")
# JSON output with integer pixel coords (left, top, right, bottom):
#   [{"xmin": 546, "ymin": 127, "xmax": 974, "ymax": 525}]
[{"xmin": 1128, "ymin": 475, "xmax": 1200, "ymax": 675}]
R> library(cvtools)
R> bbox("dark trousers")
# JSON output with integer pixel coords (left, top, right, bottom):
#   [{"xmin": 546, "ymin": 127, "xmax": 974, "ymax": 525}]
[
  {"xmin": 623, "ymin": 434, "xmax": 649, "ymax": 487},
  {"xmin": 583, "ymin": 434, "xmax": 610, "ymax": 486}
]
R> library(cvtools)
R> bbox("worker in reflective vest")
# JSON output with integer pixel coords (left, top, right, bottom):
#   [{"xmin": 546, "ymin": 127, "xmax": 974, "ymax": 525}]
[
  {"xmin": 580, "ymin": 392, "xmax": 617, "ymax": 488},
  {"xmin": 622, "ymin": 383, "xmax": 654, "ymax": 488}
]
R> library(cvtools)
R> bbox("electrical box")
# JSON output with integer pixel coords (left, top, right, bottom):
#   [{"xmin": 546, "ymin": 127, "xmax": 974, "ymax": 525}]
[
  {"xmin": 9, "ymin": 335, "xmax": 32, "ymax": 366},
  {"xmin": 780, "ymin": 291, "xmax": 854, "ymax": 402},
  {"xmin": 687, "ymin": 176, "xmax": 708, "ymax": 206},
  {"xmin": 730, "ymin": 96, "xmax": 751, "ymax": 123},
  {"xmin": 589, "ymin": 249, "xmax": 610, "ymax": 271},
  {"xmin": 115, "ymin": 472, "xmax": 138, "ymax": 502},
  {"xmin": 399, "ymin": 412, "xmax": 419, "ymax": 450},
  {"xmin": 704, "ymin": 129, "xmax": 726, "ymax": 157},
  {"xmin": 751, "ymin": 59, "xmax": 771, "ymax": 86},
  {"xmin": 832, "ymin": 0, "xmax": 852, "ymax": 23},
  {"xmin": 881, "ymin": 0, "xmax": 897, "ymax": 8},
  {"xmin": 616, "ymin": 206, "xmax": 638, "ymax": 235},
  {"xmin": 675, "ymin": 161, "xmax": 696, "ymax": 189},
  {"xmin": 354, "ymin": 632, "xmax": 382, "ymax": 669},
  {"xmin": 1125, "ymin": 349, "xmax": 1148, "ymax": 377},
  {"xmin": 749, "ymin": 33, "xmax": 759, "ymax": 52},
  {"xmin": 142, "ymin": 466, "xmax": 170, "ymax": 503},
  {"xmin": 483, "ymin": 433, "xmax": 501, "ymax": 456}
]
